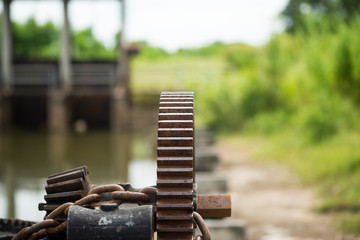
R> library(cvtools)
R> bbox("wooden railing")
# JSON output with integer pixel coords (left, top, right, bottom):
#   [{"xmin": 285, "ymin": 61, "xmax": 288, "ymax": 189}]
[{"xmin": 9, "ymin": 61, "xmax": 117, "ymax": 87}]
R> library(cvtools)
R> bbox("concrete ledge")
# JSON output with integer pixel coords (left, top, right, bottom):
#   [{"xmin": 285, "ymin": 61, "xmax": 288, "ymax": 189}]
[
  {"xmin": 195, "ymin": 129, "xmax": 215, "ymax": 147},
  {"xmin": 195, "ymin": 150, "xmax": 219, "ymax": 172},
  {"xmin": 195, "ymin": 219, "xmax": 246, "ymax": 240},
  {"xmin": 196, "ymin": 173, "xmax": 228, "ymax": 194}
]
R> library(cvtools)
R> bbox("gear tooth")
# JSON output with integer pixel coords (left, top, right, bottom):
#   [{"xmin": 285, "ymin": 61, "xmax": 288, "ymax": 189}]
[
  {"xmin": 156, "ymin": 92, "xmax": 195, "ymax": 239},
  {"xmin": 0, "ymin": 218, "xmax": 36, "ymax": 236},
  {"xmin": 159, "ymin": 112, "xmax": 193, "ymax": 120},
  {"xmin": 39, "ymin": 166, "xmax": 90, "ymax": 219}
]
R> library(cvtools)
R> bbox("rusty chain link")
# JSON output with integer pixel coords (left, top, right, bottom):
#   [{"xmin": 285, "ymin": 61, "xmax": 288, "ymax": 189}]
[
  {"xmin": 12, "ymin": 184, "xmax": 156, "ymax": 240},
  {"xmin": 12, "ymin": 184, "xmax": 211, "ymax": 240},
  {"xmin": 193, "ymin": 211, "xmax": 211, "ymax": 240}
]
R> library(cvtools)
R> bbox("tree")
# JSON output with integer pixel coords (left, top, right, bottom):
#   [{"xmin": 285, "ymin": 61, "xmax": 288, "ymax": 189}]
[
  {"xmin": 12, "ymin": 17, "xmax": 117, "ymax": 60},
  {"xmin": 71, "ymin": 27, "xmax": 116, "ymax": 60},
  {"xmin": 282, "ymin": 0, "xmax": 360, "ymax": 31},
  {"xmin": 13, "ymin": 17, "xmax": 60, "ymax": 59}
]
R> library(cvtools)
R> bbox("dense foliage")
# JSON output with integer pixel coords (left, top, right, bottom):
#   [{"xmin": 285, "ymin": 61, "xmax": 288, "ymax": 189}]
[
  {"xmin": 11, "ymin": 17, "xmax": 117, "ymax": 60},
  {"xmin": 132, "ymin": 18, "xmax": 360, "ymax": 231},
  {"xmin": 195, "ymin": 16, "xmax": 360, "ymax": 142},
  {"xmin": 72, "ymin": 28, "xmax": 116, "ymax": 60},
  {"xmin": 13, "ymin": 18, "xmax": 60, "ymax": 59},
  {"xmin": 186, "ymin": 3, "xmax": 360, "ymax": 234}
]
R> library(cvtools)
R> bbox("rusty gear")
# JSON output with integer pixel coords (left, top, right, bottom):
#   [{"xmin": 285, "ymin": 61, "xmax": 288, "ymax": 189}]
[
  {"xmin": 38, "ymin": 166, "xmax": 91, "ymax": 217},
  {"xmin": 0, "ymin": 219, "xmax": 35, "ymax": 240},
  {"xmin": 156, "ymin": 91, "xmax": 195, "ymax": 240}
]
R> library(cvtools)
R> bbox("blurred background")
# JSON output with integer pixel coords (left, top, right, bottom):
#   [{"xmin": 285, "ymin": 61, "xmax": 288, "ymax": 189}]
[{"xmin": 1, "ymin": 0, "xmax": 360, "ymax": 239}]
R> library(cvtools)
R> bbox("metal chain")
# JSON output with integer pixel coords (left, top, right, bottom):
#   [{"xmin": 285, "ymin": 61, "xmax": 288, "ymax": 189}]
[
  {"xmin": 12, "ymin": 184, "xmax": 211, "ymax": 240},
  {"xmin": 12, "ymin": 184, "xmax": 156, "ymax": 240},
  {"xmin": 193, "ymin": 212, "xmax": 211, "ymax": 240}
]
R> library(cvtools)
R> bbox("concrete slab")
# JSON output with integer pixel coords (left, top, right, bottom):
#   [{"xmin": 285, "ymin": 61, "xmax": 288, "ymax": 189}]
[
  {"xmin": 196, "ymin": 173, "xmax": 228, "ymax": 194},
  {"xmin": 195, "ymin": 219, "xmax": 246, "ymax": 240},
  {"xmin": 195, "ymin": 150, "xmax": 219, "ymax": 172}
]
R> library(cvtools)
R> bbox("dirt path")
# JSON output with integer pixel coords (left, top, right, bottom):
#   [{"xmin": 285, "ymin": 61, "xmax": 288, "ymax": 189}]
[{"xmin": 215, "ymin": 138, "xmax": 351, "ymax": 240}]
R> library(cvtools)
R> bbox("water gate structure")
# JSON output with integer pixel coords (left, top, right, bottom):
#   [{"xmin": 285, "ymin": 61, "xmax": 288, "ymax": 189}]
[{"xmin": 0, "ymin": 0, "xmax": 133, "ymax": 131}]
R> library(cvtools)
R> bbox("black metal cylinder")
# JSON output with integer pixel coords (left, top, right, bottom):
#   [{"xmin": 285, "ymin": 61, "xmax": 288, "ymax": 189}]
[{"xmin": 67, "ymin": 204, "xmax": 153, "ymax": 240}]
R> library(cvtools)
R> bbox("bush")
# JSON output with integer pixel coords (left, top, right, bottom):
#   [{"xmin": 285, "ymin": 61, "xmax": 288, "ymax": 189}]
[
  {"xmin": 72, "ymin": 28, "xmax": 116, "ymax": 60},
  {"xmin": 298, "ymin": 92, "xmax": 358, "ymax": 142},
  {"xmin": 245, "ymin": 111, "xmax": 289, "ymax": 134},
  {"xmin": 222, "ymin": 43, "xmax": 258, "ymax": 71},
  {"xmin": 195, "ymin": 16, "xmax": 360, "ymax": 141},
  {"xmin": 13, "ymin": 17, "xmax": 60, "ymax": 59},
  {"xmin": 195, "ymin": 76, "xmax": 284, "ymax": 131},
  {"xmin": 176, "ymin": 41, "xmax": 225, "ymax": 57}
]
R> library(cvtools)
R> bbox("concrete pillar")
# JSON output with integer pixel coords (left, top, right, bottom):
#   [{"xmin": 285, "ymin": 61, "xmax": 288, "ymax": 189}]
[
  {"xmin": 5, "ymin": 161, "xmax": 16, "ymax": 218},
  {"xmin": 111, "ymin": 87, "xmax": 130, "ymax": 130},
  {"xmin": 49, "ymin": 0, "xmax": 71, "ymax": 132},
  {"xmin": 48, "ymin": 89, "xmax": 68, "ymax": 132},
  {"xmin": 111, "ymin": 0, "xmax": 130, "ymax": 130},
  {"xmin": 110, "ymin": 132, "xmax": 130, "ymax": 181},
  {"xmin": 1, "ymin": 0, "xmax": 13, "ymax": 90},
  {"xmin": 48, "ymin": 133, "xmax": 67, "ymax": 173},
  {"xmin": 59, "ymin": 0, "xmax": 72, "ymax": 90},
  {"xmin": 0, "ymin": 134, "xmax": 15, "ymax": 217},
  {"xmin": 117, "ymin": 0, "xmax": 129, "ymax": 92}
]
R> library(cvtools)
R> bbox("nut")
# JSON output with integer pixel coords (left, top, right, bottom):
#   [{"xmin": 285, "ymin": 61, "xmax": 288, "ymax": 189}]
[{"xmin": 196, "ymin": 194, "xmax": 231, "ymax": 218}]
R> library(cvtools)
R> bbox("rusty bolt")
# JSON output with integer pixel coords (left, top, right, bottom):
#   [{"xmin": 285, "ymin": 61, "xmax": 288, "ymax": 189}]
[{"xmin": 196, "ymin": 194, "xmax": 231, "ymax": 218}]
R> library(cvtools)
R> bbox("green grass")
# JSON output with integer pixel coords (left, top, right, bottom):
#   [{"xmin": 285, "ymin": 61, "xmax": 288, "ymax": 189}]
[{"xmin": 131, "ymin": 55, "xmax": 235, "ymax": 95}]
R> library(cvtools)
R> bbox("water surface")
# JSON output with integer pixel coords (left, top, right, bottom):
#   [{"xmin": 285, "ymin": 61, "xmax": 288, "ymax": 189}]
[{"xmin": 0, "ymin": 129, "xmax": 157, "ymax": 221}]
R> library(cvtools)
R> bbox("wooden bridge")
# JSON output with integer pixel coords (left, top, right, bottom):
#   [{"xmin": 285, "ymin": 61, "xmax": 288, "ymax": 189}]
[
  {"xmin": 9, "ymin": 61, "xmax": 117, "ymax": 87},
  {"xmin": 0, "ymin": 0, "xmax": 132, "ymax": 131}
]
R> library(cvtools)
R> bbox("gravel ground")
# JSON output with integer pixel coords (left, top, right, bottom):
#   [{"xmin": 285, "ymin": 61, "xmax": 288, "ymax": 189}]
[{"xmin": 215, "ymin": 138, "xmax": 355, "ymax": 240}]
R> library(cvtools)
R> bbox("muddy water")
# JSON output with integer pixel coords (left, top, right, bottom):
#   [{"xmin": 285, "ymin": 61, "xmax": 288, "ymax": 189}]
[{"xmin": 0, "ymin": 125, "xmax": 159, "ymax": 221}]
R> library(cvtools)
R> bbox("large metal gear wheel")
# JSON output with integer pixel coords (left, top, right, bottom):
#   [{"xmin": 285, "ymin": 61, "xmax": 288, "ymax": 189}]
[{"xmin": 156, "ymin": 91, "xmax": 195, "ymax": 240}]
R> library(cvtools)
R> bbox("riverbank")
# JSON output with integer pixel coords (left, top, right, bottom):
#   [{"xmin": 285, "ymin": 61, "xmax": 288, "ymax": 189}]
[{"xmin": 216, "ymin": 135, "xmax": 358, "ymax": 240}]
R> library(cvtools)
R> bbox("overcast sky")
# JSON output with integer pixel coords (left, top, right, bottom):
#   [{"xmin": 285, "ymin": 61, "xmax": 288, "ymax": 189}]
[{"xmin": 2, "ymin": 0, "xmax": 288, "ymax": 52}]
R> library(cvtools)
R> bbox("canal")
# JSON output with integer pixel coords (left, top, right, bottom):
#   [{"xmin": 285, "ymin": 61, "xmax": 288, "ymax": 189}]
[{"xmin": 0, "ymin": 95, "xmax": 160, "ymax": 222}]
